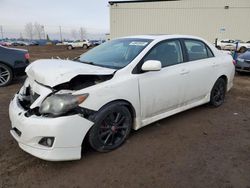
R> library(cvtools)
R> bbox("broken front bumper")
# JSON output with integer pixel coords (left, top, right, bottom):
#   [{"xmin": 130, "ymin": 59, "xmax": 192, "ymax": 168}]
[{"xmin": 9, "ymin": 94, "xmax": 94, "ymax": 161}]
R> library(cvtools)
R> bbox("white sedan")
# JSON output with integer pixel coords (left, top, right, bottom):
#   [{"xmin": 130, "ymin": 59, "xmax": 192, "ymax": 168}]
[
  {"xmin": 9, "ymin": 35, "xmax": 235, "ymax": 161},
  {"xmin": 217, "ymin": 39, "xmax": 250, "ymax": 53}
]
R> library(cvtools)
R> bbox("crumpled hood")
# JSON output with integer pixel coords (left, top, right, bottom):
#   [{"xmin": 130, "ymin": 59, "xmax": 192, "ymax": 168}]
[{"xmin": 26, "ymin": 59, "xmax": 116, "ymax": 87}]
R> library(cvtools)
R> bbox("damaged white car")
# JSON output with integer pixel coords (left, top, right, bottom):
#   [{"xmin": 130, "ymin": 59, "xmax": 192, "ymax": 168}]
[{"xmin": 9, "ymin": 35, "xmax": 235, "ymax": 161}]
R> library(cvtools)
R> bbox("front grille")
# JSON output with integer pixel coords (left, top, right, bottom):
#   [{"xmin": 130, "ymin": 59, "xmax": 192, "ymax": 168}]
[
  {"xmin": 29, "ymin": 87, "xmax": 40, "ymax": 103},
  {"xmin": 18, "ymin": 86, "xmax": 40, "ymax": 109},
  {"xmin": 13, "ymin": 127, "xmax": 22, "ymax": 137},
  {"xmin": 243, "ymin": 67, "xmax": 250, "ymax": 71},
  {"xmin": 235, "ymin": 65, "xmax": 241, "ymax": 69}
]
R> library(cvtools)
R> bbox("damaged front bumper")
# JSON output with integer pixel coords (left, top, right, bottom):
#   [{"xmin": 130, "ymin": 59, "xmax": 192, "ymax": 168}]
[{"xmin": 9, "ymin": 87, "xmax": 94, "ymax": 161}]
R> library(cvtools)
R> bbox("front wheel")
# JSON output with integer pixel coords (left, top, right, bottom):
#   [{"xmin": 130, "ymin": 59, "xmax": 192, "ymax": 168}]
[
  {"xmin": 88, "ymin": 104, "xmax": 132, "ymax": 152},
  {"xmin": 210, "ymin": 78, "xmax": 226, "ymax": 107},
  {"xmin": 82, "ymin": 44, "xmax": 88, "ymax": 49}
]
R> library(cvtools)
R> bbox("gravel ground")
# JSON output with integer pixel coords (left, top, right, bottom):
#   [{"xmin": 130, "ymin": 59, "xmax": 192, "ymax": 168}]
[{"xmin": 0, "ymin": 46, "xmax": 250, "ymax": 188}]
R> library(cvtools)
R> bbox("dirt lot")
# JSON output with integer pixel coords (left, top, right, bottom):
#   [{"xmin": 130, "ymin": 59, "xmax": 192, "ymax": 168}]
[{"xmin": 0, "ymin": 46, "xmax": 250, "ymax": 188}]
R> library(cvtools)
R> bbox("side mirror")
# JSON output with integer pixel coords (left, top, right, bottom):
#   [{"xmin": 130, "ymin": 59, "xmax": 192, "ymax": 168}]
[{"xmin": 141, "ymin": 60, "xmax": 162, "ymax": 72}]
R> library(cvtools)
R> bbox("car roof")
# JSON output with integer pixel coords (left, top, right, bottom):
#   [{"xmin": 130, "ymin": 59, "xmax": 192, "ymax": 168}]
[{"xmin": 120, "ymin": 34, "xmax": 205, "ymax": 41}]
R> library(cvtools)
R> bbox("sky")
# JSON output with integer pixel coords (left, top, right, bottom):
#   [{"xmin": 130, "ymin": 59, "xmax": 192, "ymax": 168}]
[{"xmin": 0, "ymin": 0, "xmax": 126, "ymax": 40}]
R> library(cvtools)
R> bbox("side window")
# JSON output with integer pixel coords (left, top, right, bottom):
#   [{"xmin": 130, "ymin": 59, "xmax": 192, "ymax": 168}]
[
  {"xmin": 143, "ymin": 40, "xmax": 183, "ymax": 68},
  {"xmin": 184, "ymin": 40, "xmax": 212, "ymax": 61},
  {"xmin": 206, "ymin": 46, "xmax": 214, "ymax": 58}
]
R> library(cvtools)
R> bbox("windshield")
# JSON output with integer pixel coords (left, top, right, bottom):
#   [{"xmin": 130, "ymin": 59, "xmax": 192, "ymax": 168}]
[
  {"xmin": 234, "ymin": 40, "xmax": 244, "ymax": 43},
  {"xmin": 79, "ymin": 38, "xmax": 152, "ymax": 69}
]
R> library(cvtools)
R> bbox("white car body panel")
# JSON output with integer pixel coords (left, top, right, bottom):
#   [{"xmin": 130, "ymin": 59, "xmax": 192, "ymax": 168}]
[{"xmin": 9, "ymin": 34, "xmax": 235, "ymax": 161}]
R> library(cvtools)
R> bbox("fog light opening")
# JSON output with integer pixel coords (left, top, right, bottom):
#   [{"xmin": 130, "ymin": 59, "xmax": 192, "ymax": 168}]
[{"xmin": 38, "ymin": 137, "xmax": 55, "ymax": 147}]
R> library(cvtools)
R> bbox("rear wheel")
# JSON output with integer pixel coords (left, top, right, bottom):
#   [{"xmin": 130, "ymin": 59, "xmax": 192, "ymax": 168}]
[
  {"xmin": 0, "ymin": 63, "xmax": 13, "ymax": 87},
  {"xmin": 210, "ymin": 78, "xmax": 226, "ymax": 107},
  {"xmin": 216, "ymin": 46, "xmax": 222, "ymax": 50},
  {"xmin": 67, "ymin": 45, "xmax": 73, "ymax": 50},
  {"xmin": 88, "ymin": 104, "xmax": 132, "ymax": 152}
]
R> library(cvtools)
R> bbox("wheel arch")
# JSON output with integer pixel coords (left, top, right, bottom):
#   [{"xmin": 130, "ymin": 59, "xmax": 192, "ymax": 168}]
[
  {"xmin": 210, "ymin": 75, "xmax": 228, "ymax": 94},
  {"xmin": 0, "ymin": 61, "xmax": 13, "ymax": 69},
  {"xmin": 97, "ymin": 99, "xmax": 136, "ymax": 120},
  {"xmin": 81, "ymin": 99, "xmax": 136, "ymax": 154},
  {"xmin": 218, "ymin": 75, "xmax": 228, "ymax": 87},
  {"xmin": 0, "ymin": 61, "xmax": 14, "ymax": 74}
]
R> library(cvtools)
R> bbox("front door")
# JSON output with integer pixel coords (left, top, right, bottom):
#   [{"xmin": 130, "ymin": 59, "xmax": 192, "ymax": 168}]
[{"xmin": 138, "ymin": 39, "xmax": 186, "ymax": 121}]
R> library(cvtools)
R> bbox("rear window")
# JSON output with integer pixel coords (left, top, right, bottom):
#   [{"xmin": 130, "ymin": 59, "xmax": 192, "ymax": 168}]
[{"xmin": 184, "ymin": 40, "xmax": 214, "ymax": 61}]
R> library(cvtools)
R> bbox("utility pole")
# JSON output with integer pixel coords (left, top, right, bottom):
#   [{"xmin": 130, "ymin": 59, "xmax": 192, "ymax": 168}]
[
  {"xmin": 0, "ymin": 25, "xmax": 3, "ymax": 40},
  {"xmin": 41, "ymin": 25, "xmax": 46, "ymax": 40},
  {"xmin": 59, "ymin": 26, "xmax": 62, "ymax": 42}
]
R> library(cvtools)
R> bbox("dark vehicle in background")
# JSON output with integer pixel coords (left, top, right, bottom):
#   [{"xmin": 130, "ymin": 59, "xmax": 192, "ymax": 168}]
[
  {"xmin": 0, "ymin": 46, "xmax": 30, "ymax": 87},
  {"xmin": 12, "ymin": 41, "xmax": 29, "ymax": 46},
  {"xmin": 89, "ymin": 40, "xmax": 105, "ymax": 46},
  {"xmin": 236, "ymin": 49, "xmax": 250, "ymax": 73},
  {"xmin": 29, "ymin": 41, "xmax": 39, "ymax": 46}
]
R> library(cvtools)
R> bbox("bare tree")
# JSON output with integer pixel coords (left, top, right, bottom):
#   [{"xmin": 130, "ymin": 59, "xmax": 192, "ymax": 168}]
[
  {"xmin": 19, "ymin": 32, "xmax": 23, "ymax": 40},
  {"xmin": 79, "ymin": 27, "xmax": 86, "ymax": 41},
  {"xmin": 34, "ymin": 22, "xmax": 44, "ymax": 40},
  {"xmin": 24, "ymin": 23, "xmax": 34, "ymax": 40},
  {"xmin": 71, "ymin": 29, "xmax": 78, "ymax": 40}
]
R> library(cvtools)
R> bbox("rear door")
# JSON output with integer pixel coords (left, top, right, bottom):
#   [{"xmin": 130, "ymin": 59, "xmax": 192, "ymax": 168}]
[{"xmin": 179, "ymin": 39, "xmax": 217, "ymax": 104}]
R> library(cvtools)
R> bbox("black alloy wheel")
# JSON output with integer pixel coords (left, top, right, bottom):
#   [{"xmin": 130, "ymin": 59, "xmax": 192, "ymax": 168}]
[
  {"xmin": 210, "ymin": 78, "xmax": 226, "ymax": 107},
  {"xmin": 88, "ymin": 104, "xmax": 132, "ymax": 152}
]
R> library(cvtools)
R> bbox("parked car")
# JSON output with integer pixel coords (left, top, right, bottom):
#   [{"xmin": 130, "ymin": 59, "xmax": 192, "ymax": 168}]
[
  {"xmin": 235, "ymin": 49, "xmax": 250, "ymax": 73},
  {"xmin": 0, "ymin": 41, "xmax": 7, "ymax": 46},
  {"xmin": 11, "ymin": 41, "xmax": 29, "ymax": 46},
  {"xmin": 0, "ymin": 41, "xmax": 12, "ymax": 46},
  {"xmin": 89, "ymin": 40, "xmax": 105, "ymax": 46},
  {"xmin": 0, "ymin": 46, "xmax": 30, "ymax": 86},
  {"xmin": 9, "ymin": 35, "xmax": 235, "ymax": 161},
  {"xmin": 29, "ymin": 41, "xmax": 39, "ymax": 46},
  {"xmin": 67, "ymin": 40, "xmax": 91, "ymax": 50},
  {"xmin": 216, "ymin": 39, "xmax": 250, "ymax": 53}
]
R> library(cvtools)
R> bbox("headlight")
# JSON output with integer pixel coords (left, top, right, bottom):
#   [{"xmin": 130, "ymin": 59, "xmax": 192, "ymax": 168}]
[
  {"xmin": 39, "ymin": 94, "xmax": 88, "ymax": 116},
  {"xmin": 237, "ymin": 58, "xmax": 244, "ymax": 62}
]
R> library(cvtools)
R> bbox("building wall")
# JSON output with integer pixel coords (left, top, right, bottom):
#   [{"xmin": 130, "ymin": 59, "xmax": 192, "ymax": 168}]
[{"xmin": 110, "ymin": 0, "xmax": 250, "ymax": 42}]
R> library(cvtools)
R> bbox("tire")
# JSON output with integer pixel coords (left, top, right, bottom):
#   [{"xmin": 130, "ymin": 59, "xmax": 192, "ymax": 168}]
[
  {"xmin": 216, "ymin": 46, "xmax": 222, "ymax": 50},
  {"xmin": 239, "ymin": 47, "xmax": 247, "ymax": 53},
  {"xmin": 209, "ymin": 78, "xmax": 226, "ymax": 107},
  {"xmin": 83, "ymin": 44, "xmax": 88, "ymax": 49},
  {"xmin": 88, "ymin": 103, "xmax": 132, "ymax": 152},
  {"xmin": 67, "ymin": 45, "xmax": 73, "ymax": 50},
  {"xmin": 0, "ymin": 63, "xmax": 13, "ymax": 87}
]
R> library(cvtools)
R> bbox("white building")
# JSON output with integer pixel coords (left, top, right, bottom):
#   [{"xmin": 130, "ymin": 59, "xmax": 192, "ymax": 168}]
[{"xmin": 109, "ymin": 0, "xmax": 250, "ymax": 42}]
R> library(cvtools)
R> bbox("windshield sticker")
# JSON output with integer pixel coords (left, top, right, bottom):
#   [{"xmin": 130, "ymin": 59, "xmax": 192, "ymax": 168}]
[{"xmin": 129, "ymin": 42, "xmax": 148, "ymax": 46}]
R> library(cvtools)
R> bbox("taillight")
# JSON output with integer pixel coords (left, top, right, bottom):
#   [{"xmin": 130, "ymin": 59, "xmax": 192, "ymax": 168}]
[
  {"xmin": 232, "ymin": 60, "xmax": 236, "ymax": 65},
  {"xmin": 25, "ymin": 53, "xmax": 30, "ymax": 60}
]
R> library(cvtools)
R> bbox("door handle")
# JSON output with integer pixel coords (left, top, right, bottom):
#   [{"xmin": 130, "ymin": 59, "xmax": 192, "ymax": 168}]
[{"xmin": 180, "ymin": 69, "xmax": 189, "ymax": 75}]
